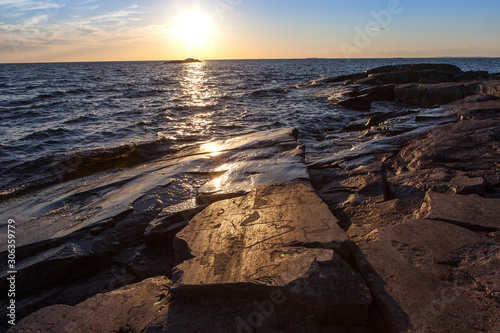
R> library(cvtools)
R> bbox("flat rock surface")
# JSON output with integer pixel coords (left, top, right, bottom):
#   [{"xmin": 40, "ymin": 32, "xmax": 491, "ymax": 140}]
[
  {"xmin": 144, "ymin": 298, "xmax": 371, "ymax": 333},
  {"xmin": 172, "ymin": 183, "xmax": 371, "ymax": 326},
  {"xmin": 0, "ymin": 128, "xmax": 309, "ymax": 327},
  {"xmin": 9, "ymin": 276, "xmax": 171, "ymax": 333},
  {"xmin": 388, "ymin": 118, "xmax": 500, "ymax": 198},
  {"xmin": 0, "ymin": 128, "xmax": 308, "ymax": 253},
  {"xmin": 356, "ymin": 219, "xmax": 500, "ymax": 333},
  {"xmin": 419, "ymin": 191, "xmax": 500, "ymax": 231}
]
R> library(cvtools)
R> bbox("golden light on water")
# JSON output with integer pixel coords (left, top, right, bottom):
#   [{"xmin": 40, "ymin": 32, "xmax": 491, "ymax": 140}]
[{"xmin": 180, "ymin": 63, "xmax": 208, "ymax": 105}]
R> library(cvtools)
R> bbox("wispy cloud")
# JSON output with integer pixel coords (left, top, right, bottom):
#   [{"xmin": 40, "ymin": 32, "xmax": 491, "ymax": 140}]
[
  {"xmin": 0, "ymin": 0, "xmax": 67, "ymax": 10},
  {"xmin": 23, "ymin": 13, "xmax": 48, "ymax": 26},
  {"xmin": 86, "ymin": 7, "xmax": 144, "ymax": 24},
  {"xmin": 0, "ymin": 3, "xmax": 166, "ymax": 55},
  {"xmin": 370, "ymin": 27, "xmax": 390, "ymax": 31}
]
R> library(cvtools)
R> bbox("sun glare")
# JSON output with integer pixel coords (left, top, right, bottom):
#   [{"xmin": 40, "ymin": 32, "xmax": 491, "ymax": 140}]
[{"xmin": 173, "ymin": 12, "xmax": 212, "ymax": 46}]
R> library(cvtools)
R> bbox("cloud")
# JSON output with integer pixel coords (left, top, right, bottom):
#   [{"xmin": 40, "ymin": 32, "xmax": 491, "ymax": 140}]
[
  {"xmin": 370, "ymin": 27, "xmax": 390, "ymax": 31},
  {"xmin": 23, "ymin": 14, "xmax": 48, "ymax": 27},
  {"xmin": 0, "ymin": 1, "xmax": 67, "ymax": 10},
  {"xmin": 0, "ymin": 3, "xmax": 168, "ymax": 57}
]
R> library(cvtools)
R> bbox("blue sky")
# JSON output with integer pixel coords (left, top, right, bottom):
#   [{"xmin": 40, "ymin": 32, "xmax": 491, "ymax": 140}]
[{"xmin": 0, "ymin": 0, "xmax": 499, "ymax": 62}]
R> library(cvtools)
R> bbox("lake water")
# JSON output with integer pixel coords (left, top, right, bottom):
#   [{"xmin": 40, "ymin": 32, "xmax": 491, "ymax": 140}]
[{"xmin": 1, "ymin": 58, "xmax": 499, "ymax": 197}]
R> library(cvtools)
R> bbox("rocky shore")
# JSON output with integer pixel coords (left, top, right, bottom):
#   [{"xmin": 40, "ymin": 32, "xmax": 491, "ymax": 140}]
[{"xmin": 1, "ymin": 64, "xmax": 499, "ymax": 332}]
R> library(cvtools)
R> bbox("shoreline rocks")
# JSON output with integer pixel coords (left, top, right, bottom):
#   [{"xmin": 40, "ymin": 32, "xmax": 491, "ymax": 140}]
[{"xmin": 3, "ymin": 64, "xmax": 500, "ymax": 333}]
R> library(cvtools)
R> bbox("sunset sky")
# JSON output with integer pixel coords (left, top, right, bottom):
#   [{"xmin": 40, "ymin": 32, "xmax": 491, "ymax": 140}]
[{"xmin": 1, "ymin": 0, "xmax": 499, "ymax": 63}]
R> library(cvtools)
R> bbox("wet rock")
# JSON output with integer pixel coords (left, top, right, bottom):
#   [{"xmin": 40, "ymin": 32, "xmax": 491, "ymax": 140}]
[
  {"xmin": 144, "ymin": 200, "xmax": 208, "ymax": 247},
  {"xmin": 10, "ymin": 277, "xmax": 171, "ymax": 333},
  {"xmin": 338, "ymin": 95, "xmax": 373, "ymax": 111},
  {"xmin": 325, "ymin": 72, "xmax": 368, "ymax": 84},
  {"xmin": 0, "ymin": 128, "xmax": 307, "ymax": 254},
  {"xmin": 0, "ymin": 127, "xmax": 309, "ymax": 325},
  {"xmin": 395, "ymin": 82, "xmax": 480, "ymax": 107},
  {"xmin": 414, "ymin": 109, "xmax": 458, "ymax": 123},
  {"xmin": 354, "ymin": 76, "xmax": 382, "ymax": 86},
  {"xmin": 355, "ymin": 219, "xmax": 500, "ymax": 333},
  {"xmin": 342, "ymin": 120, "xmax": 369, "ymax": 132},
  {"xmin": 172, "ymin": 183, "xmax": 371, "ymax": 326},
  {"xmin": 0, "ymin": 241, "xmax": 107, "ymax": 300},
  {"xmin": 308, "ymin": 126, "xmax": 435, "ymax": 170},
  {"xmin": 365, "ymin": 109, "xmax": 407, "ymax": 128},
  {"xmin": 418, "ymin": 191, "xmax": 500, "ymax": 231}
]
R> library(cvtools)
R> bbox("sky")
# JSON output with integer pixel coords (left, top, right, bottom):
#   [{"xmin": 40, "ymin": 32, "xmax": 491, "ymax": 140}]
[{"xmin": 0, "ymin": 0, "xmax": 499, "ymax": 63}]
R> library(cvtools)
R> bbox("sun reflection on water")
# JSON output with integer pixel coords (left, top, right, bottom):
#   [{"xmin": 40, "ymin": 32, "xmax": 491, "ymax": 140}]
[
  {"xmin": 166, "ymin": 62, "xmax": 221, "ymax": 140},
  {"xmin": 180, "ymin": 63, "xmax": 213, "ymax": 107}
]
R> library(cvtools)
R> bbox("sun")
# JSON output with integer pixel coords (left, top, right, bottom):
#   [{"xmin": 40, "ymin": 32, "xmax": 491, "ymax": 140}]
[{"xmin": 173, "ymin": 12, "xmax": 212, "ymax": 47}]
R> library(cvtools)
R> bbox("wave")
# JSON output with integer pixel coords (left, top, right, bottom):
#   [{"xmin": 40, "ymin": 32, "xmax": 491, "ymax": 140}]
[
  {"xmin": 36, "ymin": 91, "xmax": 67, "ymax": 100},
  {"xmin": 63, "ymin": 114, "xmax": 95, "ymax": 124},
  {"xmin": 171, "ymin": 104, "xmax": 218, "ymax": 112},
  {"xmin": 0, "ymin": 138, "xmax": 177, "ymax": 201},
  {"xmin": 250, "ymin": 87, "xmax": 288, "ymax": 97},
  {"xmin": 123, "ymin": 88, "xmax": 167, "ymax": 99},
  {"xmin": 20, "ymin": 127, "xmax": 71, "ymax": 141}
]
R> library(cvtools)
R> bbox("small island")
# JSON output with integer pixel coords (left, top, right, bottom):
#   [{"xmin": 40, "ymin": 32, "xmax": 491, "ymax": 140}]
[{"xmin": 164, "ymin": 58, "xmax": 202, "ymax": 64}]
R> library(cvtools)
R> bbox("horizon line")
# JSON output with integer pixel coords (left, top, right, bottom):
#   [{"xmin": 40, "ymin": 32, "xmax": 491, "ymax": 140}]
[{"xmin": 1, "ymin": 56, "xmax": 500, "ymax": 65}]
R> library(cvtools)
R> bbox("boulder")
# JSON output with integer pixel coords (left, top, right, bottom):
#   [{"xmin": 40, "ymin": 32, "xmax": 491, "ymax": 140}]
[
  {"xmin": 453, "ymin": 71, "xmax": 489, "ymax": 82},
  {"xmin": 370, "ymin": 69, "xmax": 441, "ymax": 85},
  {"xmin": 172, "ymin": 183, "xmax": 371, "ymax": 326},
  {"xmin": 367, "ymin": 83, "xmax": 395, "ymax": 101},
  {"xmin": 395, "ymin": 82, "xmax": 480, "ymax": 107},
  {"xmin": 338, "ymin": 94, "xmax": 372, "ymax": 111}
]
